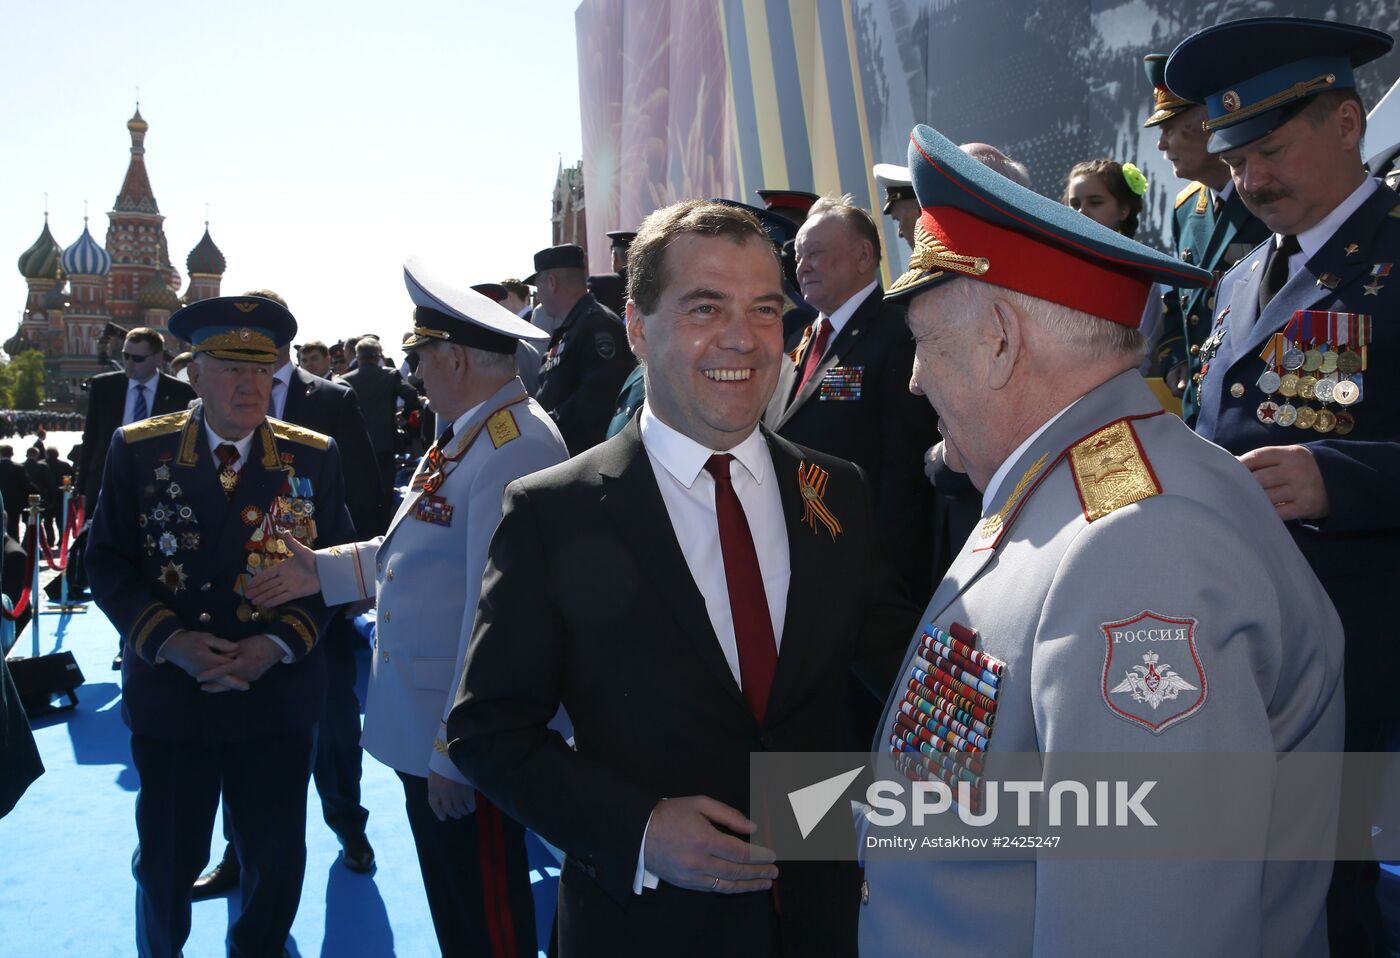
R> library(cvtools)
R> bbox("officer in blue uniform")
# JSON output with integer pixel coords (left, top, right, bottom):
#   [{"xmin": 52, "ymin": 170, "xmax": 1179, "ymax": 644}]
[
  {"xmin": 86, "ymin": 295, "xmax": 354, "ymax": 958},
  {"xmin": 1143, "ymin": 52, "xmax": 1271, "ymax": 422},
  {"xmin": 1167, "ymin": 18, "xmax": 1399, "ymax": 954}
]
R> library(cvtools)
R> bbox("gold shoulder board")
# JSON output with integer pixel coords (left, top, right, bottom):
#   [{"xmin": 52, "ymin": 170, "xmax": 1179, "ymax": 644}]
[
  {"xmin": 486, "ymin": 409, "xmax": 521, "ymax": 449},
  {"xmin": 1388, "ymin": 202, "xmax": 1400, "ymax": 218},
  {"xmin": 120, "ymin": 410, "xmax": 189, "ymax": 443},
  {"xmin": 269, "ymin": 419, "xmax": 330, "ymax": 450},
  {"xmin": 1067, "ymin": 420, "xmax": 1161, "ymax": 522},
  {"xmin": 1175, "ymin": 182, "xmax": 1205, "ymax": 210}
]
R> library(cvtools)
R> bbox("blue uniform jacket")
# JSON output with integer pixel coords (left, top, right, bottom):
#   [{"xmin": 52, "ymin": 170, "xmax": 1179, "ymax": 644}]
[
  {"xmin": 86, "ymin": 404, "xmax": 355, "ymax": 741},
  {"xmin": 1195, "ymin": 181, "xmax": 1400, "ymax": 718}
]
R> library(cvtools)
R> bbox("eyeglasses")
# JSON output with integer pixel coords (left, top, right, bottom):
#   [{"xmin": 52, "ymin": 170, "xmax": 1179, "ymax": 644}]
[{"xmin": 122, "ymin": 352, "xmax": 156, "ymax": 362}]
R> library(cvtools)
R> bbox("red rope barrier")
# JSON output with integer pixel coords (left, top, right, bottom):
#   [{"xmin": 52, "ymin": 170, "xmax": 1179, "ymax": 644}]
[
  {"xmin": 38, "ymin": 497, "xmax": 84, "ymax": 573},
  {"xmin": 0, "ymin": 523, "xmax": 38, "ymax": 621}
]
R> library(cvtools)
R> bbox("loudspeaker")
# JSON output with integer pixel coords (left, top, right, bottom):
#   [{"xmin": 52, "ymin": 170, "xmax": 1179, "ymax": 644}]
[{"xmin": 7, "ymin": 651, "xmax": 84, "ymax": 717}]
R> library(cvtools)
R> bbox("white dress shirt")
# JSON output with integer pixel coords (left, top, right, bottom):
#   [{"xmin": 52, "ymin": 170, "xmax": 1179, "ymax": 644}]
[
  {"xmin": 632, "ymin": 405, "xmax": 791, "ymax": 892},
  {"xmin": 269, "ymin": 363, "xmax": 293, "ymax": 420},
  {"xmin": 123, "ymin": 372, "xmax": 160, "ymax": 425},
  {"xmin": 818, "ymin": 278, "xmax": 879, "ymax": 342}
]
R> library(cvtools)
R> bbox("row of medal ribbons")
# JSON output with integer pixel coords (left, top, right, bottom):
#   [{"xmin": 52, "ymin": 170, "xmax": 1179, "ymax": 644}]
[{"xmin": 1253, "ymin": 310, "xmax": 1369, "ymax": 435}]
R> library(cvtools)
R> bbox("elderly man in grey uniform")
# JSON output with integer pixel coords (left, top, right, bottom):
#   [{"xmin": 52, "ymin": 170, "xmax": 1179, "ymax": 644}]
[
  {"xmin": 858, "ymin": 124, "xmax": 1345, "ymax": 957},
  {"xmin": 247, "ymin": 256, "xmax": 565, "ymax": 957}
]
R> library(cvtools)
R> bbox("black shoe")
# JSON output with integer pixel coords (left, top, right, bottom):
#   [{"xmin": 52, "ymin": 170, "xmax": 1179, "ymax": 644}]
[
  {"xmin": 191, "ymin": 847, "xmax": 240, "ymax": 900},
  {"xmin": 340, "ymin": 832, "xmax": 375, "ymax": 873},
  {"xmin": 111, "ymin": 654, "xmax": 122, "ymax": 671}
]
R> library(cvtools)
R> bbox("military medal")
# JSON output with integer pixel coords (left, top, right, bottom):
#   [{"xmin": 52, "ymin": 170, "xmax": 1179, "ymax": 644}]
[
  {"xmin": 1335, "ymin": 411, "xmax": 1356, "ymax": 435},
  {"xmin": 1297, "ymin": 375, "xmax": 1316, "ymax": 401},
  {"xmin": 1314, "ymin": 409, "xmax": 1338, "ymax": 433},
  {"xmin": 1333, "ymin": 380, "xmax": 1360, "ymax": 405},
  {"xmin": 1294, "ymin": 406, "xmax": 1318, "ymax": 430},
  {"xmin": 159, "ymin": 561, "xmax": 188, "ymax": 592},
  {"xmin": 413, "ymin": 494, "xmax": 454, "ymax": 526},
  {"xmin": 158, "ymin": 531, "xmax": 178, "ymax": 556},
  {"xmin": 1275, "ymin": 403, "xmax": 1298, "ymax": 427},
  {"xmin": 1278, "ymin": 373, "xmax": 1299, "ymax": 397},
  {"xmin": 1281, "ymin": 347, "xmax": 1305, "ymax": 370},
  {"xmin": 1256, "ymin": 370, "xmax": 1281, "ymax": 394},
  {"xmin": 1314, "ymin": 378, "xmax": 1336, "ymax": 403},
  {"xmin": 154, "ymin": 463, "xmax": 171, "ymax": 482},
  {"xmin": 1256, "ymin": 400, "xmax": 1279, "ymax": 423}
]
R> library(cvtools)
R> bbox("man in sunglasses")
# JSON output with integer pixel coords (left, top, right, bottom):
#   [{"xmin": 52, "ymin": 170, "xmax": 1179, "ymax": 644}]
[{"xmin": 77, "ymin": 327, "xmax": 195, "ymax": 663}]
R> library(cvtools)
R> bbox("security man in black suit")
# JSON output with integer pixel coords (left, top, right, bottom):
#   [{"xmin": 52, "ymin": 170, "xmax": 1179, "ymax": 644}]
[
  {"xmin": 77, "ymin": 326, "xmax": 196, "ymax": 508},
  {"xmin": 530, "ymin": 243, "xmax": 637, "ymax": 454},
  {"xmin": 340, "ymin": 336, "xmax": 421, "ymax": 520},
  {"xmin": 587, "ymin": 229, "xmax": 636, "ymax": 316},
  {"xmin": 193, "ymin": 335, "xmax": 383, "ymax": 897},
  {"xmin": 86, "ymin": 295, "xmax": 355, "ymax": 958}
]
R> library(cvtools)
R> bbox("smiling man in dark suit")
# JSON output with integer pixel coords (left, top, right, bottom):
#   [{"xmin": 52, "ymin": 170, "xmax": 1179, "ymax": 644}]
[{"xmin": 445, "ymin": 200, "xmax": 916, "ymax": 957}]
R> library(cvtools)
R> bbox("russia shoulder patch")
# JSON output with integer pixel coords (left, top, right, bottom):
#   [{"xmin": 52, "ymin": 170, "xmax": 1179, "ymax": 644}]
[
  {"xmin": 486, "ymin": 409, "xmax": 521, "ymax": 448},
  {"xmin": 1101, "ymin": 611, "xmax": 1206, "ymax": 733}
]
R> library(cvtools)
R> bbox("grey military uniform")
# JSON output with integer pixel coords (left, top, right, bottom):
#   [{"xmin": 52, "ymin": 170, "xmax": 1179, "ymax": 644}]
[
  {"xmin": 860, "ymin": 370, "xmax": 1344, "ymax": 958},
  {"xmin": 315, "ymin": 379, "xmax": 567, "ymax": 781}
]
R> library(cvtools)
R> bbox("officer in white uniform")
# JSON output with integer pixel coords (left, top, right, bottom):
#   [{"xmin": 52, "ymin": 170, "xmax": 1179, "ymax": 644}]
[{"xmin": 247, "ymin": 256, "xmax": 566, "ymax": 958}]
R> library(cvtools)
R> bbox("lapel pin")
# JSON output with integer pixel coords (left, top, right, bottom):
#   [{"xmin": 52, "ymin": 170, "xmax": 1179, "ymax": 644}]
[
  {"xmin": 797, "ymin": 461, "xmax": 842, "ymax": 540},
  {"xmin": 1344, "ymin": 243, "xmax": 1360, "ymax": 256}
]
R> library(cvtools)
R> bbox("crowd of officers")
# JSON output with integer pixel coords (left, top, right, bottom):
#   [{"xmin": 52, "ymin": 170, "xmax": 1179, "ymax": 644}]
[{"xmin": 3, "ymin": 12, "xmax": 1390, "ymax": 958}]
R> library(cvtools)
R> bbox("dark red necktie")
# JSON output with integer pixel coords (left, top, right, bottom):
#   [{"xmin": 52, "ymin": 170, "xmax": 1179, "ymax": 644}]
[
  {"xmin": 794, "ymin": 317, "xmax": 832, "ymax": 395},
  {"xmin": 704, "ymin": 454, "xmax": 777, "ymax": 722}
]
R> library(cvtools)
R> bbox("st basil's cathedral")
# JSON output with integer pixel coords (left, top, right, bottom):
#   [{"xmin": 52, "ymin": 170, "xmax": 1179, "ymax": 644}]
[{"xmin": 11, "ymin": 106, "xmax": 226, "ymax": 407}]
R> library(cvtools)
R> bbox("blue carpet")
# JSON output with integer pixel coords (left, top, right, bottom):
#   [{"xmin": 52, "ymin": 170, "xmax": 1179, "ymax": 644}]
[{"xmin": 0, "ymin": 604, "xmax": 558, "ymax": 957}]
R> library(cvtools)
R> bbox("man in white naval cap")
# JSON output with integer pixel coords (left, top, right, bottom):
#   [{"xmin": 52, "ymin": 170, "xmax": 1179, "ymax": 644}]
[{"xmin": 246, "ymin": 256, "xmax": 567, "ymax": 957}]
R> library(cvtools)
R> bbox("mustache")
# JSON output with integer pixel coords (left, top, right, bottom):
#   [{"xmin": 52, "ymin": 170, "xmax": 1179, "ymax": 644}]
[{"xmin": 1244, "ymin": 187, "xmax": 1289, "ymax": 205}]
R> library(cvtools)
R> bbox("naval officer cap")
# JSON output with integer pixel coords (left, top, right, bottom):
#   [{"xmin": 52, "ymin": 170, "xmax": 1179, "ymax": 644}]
[
  {"xmin": 606, "ymin": 230, "xmax": 637, "ymax": 250},
  {"xmin": 887, "ymin": 124, "xmax": 1212, "ymax": 327},
  {"xmin": 873, "ymin": 162, "xmax": 917, "ymax": 214},
  {"xmin": 403, "ymin": 256, "xmax": 549, "ymax": 355},
  {"xmin": 168, "ymin": 295, "xmax": 296, "ymax": 364},
  {"xmin": 523, "ymin": 244, "xmax": 587, "ymax": 286},
  {"xmin": 1142, "ymin": 54, "xmax": 1196, "ymax": 128},
  {"xmin": 1165, "ymin": 17, "xmax": 1394, "ymax": 153}
]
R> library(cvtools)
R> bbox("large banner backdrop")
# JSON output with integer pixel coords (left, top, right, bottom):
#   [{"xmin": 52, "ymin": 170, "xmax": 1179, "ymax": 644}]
[{"xmin": 576, "ymin": 0, "xmax": 1400, "ymax": 280}]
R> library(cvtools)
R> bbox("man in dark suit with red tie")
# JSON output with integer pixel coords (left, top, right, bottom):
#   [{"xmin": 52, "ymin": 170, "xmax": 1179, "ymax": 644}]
[
  {"xmin": 444, "ymin": 200, "xmax": 916, "ymax": 957},
  {"xmin": 763, "ymin": 196, "xmax": 938, "ymax": 605}
]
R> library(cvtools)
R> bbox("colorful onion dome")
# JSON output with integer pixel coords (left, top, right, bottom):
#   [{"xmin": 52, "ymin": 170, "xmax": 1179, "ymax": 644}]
[
  {"xmin": 137, "ymin": 272, "xmax": 181, "ymax": 311},
  {"xmin": 127, "ymin": 106, "xmax": 148, "ymax": 134},
  {"xmin": 18, "ymin": 217, "xmax": 63, "ymax": 279},
  {"xmin": 186, "ymin": 225, "xmax": 226, "ymax": 275},
  {"xmin": 61, "ymin": 219, "xmax": 112, "ymax": 276}
]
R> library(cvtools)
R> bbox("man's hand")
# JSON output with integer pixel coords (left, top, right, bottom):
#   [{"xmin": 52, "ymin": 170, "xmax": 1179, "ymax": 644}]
[
  {"xmin": 196, "ymin": 635, "xmax": 286, "ymax": 693},
  {"xmin": 243, "ymin": 532, "xmax": 320, "ymax": 607},
  {"xmin": 1165, "ymin": 361, "xmax": 1188, "ymax": 399},
  {"xmin": 427, "ymin": 771, "xmax": 477, "ymax": 821},
  {"xmin": 1238, "ymin": 445, "xmax": 1329, "ymax": 521},
  {"xmin": 642, "ymin": 796, "xmax": 777, "ymax": 894},
  {"xmin": 159, "ymin": 630, "xmax": 239, "ymax": 682}
]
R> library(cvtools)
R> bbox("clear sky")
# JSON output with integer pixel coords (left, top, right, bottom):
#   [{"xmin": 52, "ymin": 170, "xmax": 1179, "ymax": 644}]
[{"xmin": 0, "ymin": 0, "xmax": 584, "ymax": 363}]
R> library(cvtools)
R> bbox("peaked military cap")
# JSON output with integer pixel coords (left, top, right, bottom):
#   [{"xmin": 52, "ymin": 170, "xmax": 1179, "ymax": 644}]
[
  {"xmin": 168, "ymin": 295, "xmax": 295, "ymax": 364},
  {"xmin": 524, "ymin": 244, "xmax": 587, "ymax": 285},
  {"xmin": 471, "ymin": 282, "xmax": 509, "ymax": 303},
  {"xmin": 709, "ymin": 198, "xmax": 800, "ymax": 248},
  {"xmin": 1165, "ymin": 17, "xmax": 1394, "ymax": 153},
  {"xmin": 606, "ymin": 230, "xmax": 637, "ymax": 250},
  {"xmin": 1143, "ymin": 54, "xmax": 1195, "ymax": 128},
  {"xmin": 755, "ymin": 188, "xmax": 820, "ymax": 224},
  {"xmin": 887, "ymin": 124, "xmax": 1212, "ymax": 326},
  {"xmin": 404, "ymin": 256, "xmax": 549, "ymax": 354},
  {"xmin": 873, "ymin": 162, "xmax": 918, "ymax": 213}
]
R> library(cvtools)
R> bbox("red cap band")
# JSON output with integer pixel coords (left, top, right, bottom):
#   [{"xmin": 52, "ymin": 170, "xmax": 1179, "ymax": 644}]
[{"xmin": 920, "ymin": 206, "xmax": 1151, "ymax": 328}]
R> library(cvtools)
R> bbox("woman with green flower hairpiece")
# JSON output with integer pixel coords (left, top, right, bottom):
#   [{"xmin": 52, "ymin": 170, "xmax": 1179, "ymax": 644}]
[
  {"xmin": 1061, "ymin": 158, "xmax": 1147, "ymax": 238},
  {"xmin": 1062, "ymin": 158, "xmax": 1163, "ymax": 374}
]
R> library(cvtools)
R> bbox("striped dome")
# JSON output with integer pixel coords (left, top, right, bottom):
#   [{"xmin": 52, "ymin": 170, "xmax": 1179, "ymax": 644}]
[
  {"xmin": 186, "ymin": 226, "xmax": 226, "ymax": 275},
  {"xmin": 17, "ymin": 219, "xmax": 62, "ymax": 279},
  {"xmin": 61, "ymin": 221, "xmax": 112, "ymax": 277},
  {"xmin": 137, "ymin": 271, "xmax": 182, "ymax": 311}
]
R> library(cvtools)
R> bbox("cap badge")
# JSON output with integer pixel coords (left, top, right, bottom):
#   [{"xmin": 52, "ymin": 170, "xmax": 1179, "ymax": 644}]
[
  {"xmin": 239, "ymin": 328, "xmax": 251, "ymax": 341},
  {"xmin": 1221, "ymin": 90, "xmax": 1241, "ymax": 112},
  {"xmin": 234, "ymin": 302, "xmax": 260, "ymax": 313}
]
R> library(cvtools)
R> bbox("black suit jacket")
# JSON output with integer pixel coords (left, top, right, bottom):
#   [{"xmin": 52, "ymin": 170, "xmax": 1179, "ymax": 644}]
[
  {"xmin": 446, "ymin": 421, "xmax": 917, "ymax": 958},
  {"xmin": 0, "ymin": 460, "xmax": 32, "ymax": 536},
  {"xmin": 77, "ymin": 370, "xmax": 196, "ymax": 506},
  {"xmin": 339, "ymin": 364, "xmax": 420, "ymax": 455},
  {"xmin": 764, "ymin": 286, "xmax": 938, "ymax": 603},
  {"xmin": 280, "ymin": 365, "xmax": 384, "ymax": 538}
]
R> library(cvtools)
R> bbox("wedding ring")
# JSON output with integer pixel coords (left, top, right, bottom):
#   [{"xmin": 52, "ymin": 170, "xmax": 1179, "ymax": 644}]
[{"xmin": 710, "ymin": 876, "xmax": 720, "ymax": 891}]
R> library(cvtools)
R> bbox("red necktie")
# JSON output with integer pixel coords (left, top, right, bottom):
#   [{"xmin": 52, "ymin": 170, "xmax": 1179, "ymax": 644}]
[
  {"xmin": 794, "ymin": 317, "xmax": 832, "ymax": 395},
  {"xmin": 704, "ymin": 454, "xmax": 777, "ymax": 722}
]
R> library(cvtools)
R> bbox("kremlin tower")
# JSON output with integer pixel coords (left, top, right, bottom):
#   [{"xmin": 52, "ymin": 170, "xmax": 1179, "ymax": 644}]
[{"xmin": 10, "ymin": 106, "xmax": 227, "ymax": 407}]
